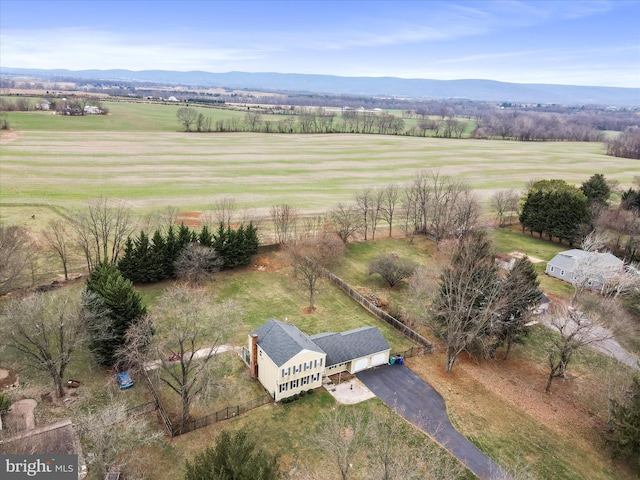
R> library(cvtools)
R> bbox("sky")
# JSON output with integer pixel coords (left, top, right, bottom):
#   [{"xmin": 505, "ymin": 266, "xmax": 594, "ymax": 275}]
[{"xmin": 1, "ymin": 0, "xmax": 639, "ymax": 88}]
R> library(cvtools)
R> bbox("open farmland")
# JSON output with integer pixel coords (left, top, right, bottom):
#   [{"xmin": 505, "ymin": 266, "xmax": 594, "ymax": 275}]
[{"xmin": 1, "ymin": 128, "xmax": 638, "ymax": 223}]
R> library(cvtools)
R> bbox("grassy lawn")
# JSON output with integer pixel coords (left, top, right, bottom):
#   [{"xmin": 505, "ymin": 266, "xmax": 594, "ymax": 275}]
[
  {"xmin": 131, "ymin": 392, "xmax": 475, "ymax": 480},
  {"xmin": 2, "ymin": 101, "xmax": 245, "ymax": 132}
]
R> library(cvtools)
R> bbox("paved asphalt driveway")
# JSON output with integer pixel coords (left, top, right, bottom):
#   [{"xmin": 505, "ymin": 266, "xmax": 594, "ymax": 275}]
[{"xmin": 357, "ymin": 364, "xmax": 510, "ymax": 480}]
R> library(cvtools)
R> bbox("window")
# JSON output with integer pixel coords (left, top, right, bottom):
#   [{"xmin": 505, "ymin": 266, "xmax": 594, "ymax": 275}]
[
  {"xmin": 282, "ymin": 367, "xmax": 290, "ymax": 378},
  {"xmin": 302, "ymin": 376, "xmax": 309, "ymax": 386},
  {"xmin": 560, "ymin": 270, "xmax": 565, "ymax": 276},
  {"xmin": 550, "ymin": 266, "xmax": 555, "ymax": 272},
  {"xmin": 290, "ymin": 379, "xmax": 299, "ymax": 389},
  {"xmin": 311, "ymin": 373, "xmax": 320, "ymax": 383},
  {"xmin": 279, "ymin": 383, "xmax": 288, "ymax": 393},
  {"xmin": 293, "ymin": 364, "xmax": 300, "ymax": 374}
]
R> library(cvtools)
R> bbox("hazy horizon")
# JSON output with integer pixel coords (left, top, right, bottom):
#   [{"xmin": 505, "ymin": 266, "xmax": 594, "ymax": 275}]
[{"xmin": 1, "ymin": 0, "xmax": 639, "ymax": 89}]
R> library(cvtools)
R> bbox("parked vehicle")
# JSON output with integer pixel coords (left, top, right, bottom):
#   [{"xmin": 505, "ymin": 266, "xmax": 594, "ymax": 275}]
[{"xmin": 116, "ymin": 371, "xmax": 134, "ymax": 390}]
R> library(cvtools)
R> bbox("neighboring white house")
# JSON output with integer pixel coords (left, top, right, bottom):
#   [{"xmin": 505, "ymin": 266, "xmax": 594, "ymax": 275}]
[
  {"xmin": 247, "ymin": 319, "xmax": 391, "ymax": 401},
  {"xmin": 35, "ymin": 100, "xmax": 51, "ymax": 111},
  {"xmin": 545, "ymin": 249, "xmax": 624, "ymax": 293},
  {"xmin": 83, "ymin": 105, "xmax": 102, "ymax": 114}
]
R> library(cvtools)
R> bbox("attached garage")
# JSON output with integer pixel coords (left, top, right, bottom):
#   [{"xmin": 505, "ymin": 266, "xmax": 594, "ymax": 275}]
[
  {"xmin": 352, "ymin": 357, "xmax": 369, "ymax": 373},
  {"xmin": 311, "ymin": 327, "xmax": 391, "ymax": 375},
  {"xmin": 370, "ymin": 352, "xmax": 388, "ymax": 367}
]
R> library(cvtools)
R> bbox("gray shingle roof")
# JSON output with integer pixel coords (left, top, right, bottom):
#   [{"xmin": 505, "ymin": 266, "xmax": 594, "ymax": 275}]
[
  {"xmin": 310, "ymin": 326, "xmax": 390, "ymax": 367},
  {"xmin": 548, "ymin": 249, "xmax": 623, "ymax": 272},
  {"xmin": 251, "ymin": 319, "xmax": 325, "ymax": 367}
]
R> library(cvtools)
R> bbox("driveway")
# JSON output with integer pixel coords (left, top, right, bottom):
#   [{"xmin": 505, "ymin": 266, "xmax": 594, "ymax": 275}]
[{"xmin": 357, "ymin": 364, "xmax": 510, "ymax": 480}]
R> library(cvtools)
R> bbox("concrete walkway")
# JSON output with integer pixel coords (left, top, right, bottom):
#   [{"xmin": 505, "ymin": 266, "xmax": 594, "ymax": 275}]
[
  {"xmin": 357, "ymin": 364, "xmax": 511, "ymax": 480},
  {"xmin": 144, "ymin": 344, "xmax": 241, "ymax": 371}
]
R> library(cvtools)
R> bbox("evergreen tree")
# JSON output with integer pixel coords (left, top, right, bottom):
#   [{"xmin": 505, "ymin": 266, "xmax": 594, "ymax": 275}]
[
  {"xmin": 490, "ymin": 257, "xmax": 542, "ymax": 359},
  {"xmin": 581, "ymin": 173, "xmax": 611, "ymax": 207},
  {"xmin": 117, "ymin": 237, "xmax": 138, "ymax": 281},
  {"xmin": 199, "ymin": 224, "xmax": 213, "ymax": 247},
  {"xmin": 83, "ymin": 262, "xmax": 147, "ymax": 366},
  {"xmin": 610, "ymin": 375, "xmax": 640, "ymax": 469},
  {"xmin": 184, "ymin": 428, "xmax": 281, "ymax": 480},
  {"xmin": 163, "ymin": 225, "xmax": 179, "ymax": 279},
  {"xmin": 520, "ymin": 179, "xmax": 590, "ymax": 244},
  {"xmin": 150, "ymin": 229, "xmax": 168, "ymax": 281}
]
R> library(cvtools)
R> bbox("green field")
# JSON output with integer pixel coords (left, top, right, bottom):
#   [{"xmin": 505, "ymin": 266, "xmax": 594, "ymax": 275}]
[{"xmin": 2, "ymin": 103, "xmax": 638, "ymax": 222}]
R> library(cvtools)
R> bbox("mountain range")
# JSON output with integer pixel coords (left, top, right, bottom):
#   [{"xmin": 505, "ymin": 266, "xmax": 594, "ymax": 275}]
[{"xmin": 2, "ymin": 67, "xmax": 639, "ymax": 107}]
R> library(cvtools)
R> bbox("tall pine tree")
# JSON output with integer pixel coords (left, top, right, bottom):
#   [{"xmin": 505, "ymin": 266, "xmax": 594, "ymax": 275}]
[{"xmin": 83, "ymin": 261, "xmax": 147, "ymax": 366}]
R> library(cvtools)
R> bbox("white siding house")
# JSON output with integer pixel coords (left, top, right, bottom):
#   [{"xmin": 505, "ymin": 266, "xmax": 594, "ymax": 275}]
[{"xmin": 248, "ymin": 319, "xmax": 391, "ymax": 401}]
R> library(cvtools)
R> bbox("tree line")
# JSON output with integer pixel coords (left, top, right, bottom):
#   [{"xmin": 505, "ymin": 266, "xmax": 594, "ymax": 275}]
[{"xmin": 118, "ymin": 222, "xmax": 259, "ymax": 284}]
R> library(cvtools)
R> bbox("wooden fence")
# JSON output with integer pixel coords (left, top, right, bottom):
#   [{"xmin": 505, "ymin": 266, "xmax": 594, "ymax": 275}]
[
  {"xmin": 305, "ymin": 257, "xmax": 432, "ymax": 350},
  {"xmin": 178, "ymin": 394, "xmax": 272, "ymax": 436}
]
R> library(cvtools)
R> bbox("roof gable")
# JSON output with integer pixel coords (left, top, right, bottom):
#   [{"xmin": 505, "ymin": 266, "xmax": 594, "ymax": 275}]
[{"xmin": 251, "ymin": 319, "xmax": 325, "ymax": 367}]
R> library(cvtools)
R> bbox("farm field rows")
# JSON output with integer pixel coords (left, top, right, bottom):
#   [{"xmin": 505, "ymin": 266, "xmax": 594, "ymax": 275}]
[{"xmin": 2, "ymin": 129, "xmax": 637, "ymax": 220}]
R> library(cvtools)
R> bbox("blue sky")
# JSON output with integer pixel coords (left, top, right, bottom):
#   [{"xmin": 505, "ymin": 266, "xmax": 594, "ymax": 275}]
[{"xmin": 1, "ymin": 0, "xmax": 639, "ymax": 88}]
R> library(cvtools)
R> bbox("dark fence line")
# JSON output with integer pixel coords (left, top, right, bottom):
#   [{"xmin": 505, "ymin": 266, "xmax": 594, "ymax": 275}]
[
  {"xmin": 304, "ymin": 257, "xmax": 432, "ymax": 351},
  {"xmin": 142, "ymin": 374, "xmax": 174, "ymax": 437},
  {"xmin": 124, "ymin": 401, "xmax": 157, "ymax": 419},
  {"xmin": 178, "ymin": 394, "xmax": 273, "ymax": 436},
  {"xmin": 391, "ymin": 345, "xmax": 429, "ymax": 359}
]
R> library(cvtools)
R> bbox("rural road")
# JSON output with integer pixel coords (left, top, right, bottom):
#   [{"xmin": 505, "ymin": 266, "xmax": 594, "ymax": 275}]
[{"xmin": 357, "ymin": 364, "xmax": 511, "ymax": 480}]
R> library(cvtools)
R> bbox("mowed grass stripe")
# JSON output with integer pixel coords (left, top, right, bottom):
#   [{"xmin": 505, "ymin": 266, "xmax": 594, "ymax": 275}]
[{"xmin": 2, "ymin": 131, "xmax": 637, "ymax": 213}]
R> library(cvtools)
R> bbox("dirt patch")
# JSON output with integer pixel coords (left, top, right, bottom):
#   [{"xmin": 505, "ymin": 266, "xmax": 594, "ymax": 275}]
[
  {"xmin": 0, "ymin": 368, "xmax": 18, "ymax": 390},
  {"xmin": 0, "ymin": 130, "xmax": 17, "ymax": 142},
  {"xmin": 251, "ymin": 255, "xmax": 289, "ymax": 272},
  {"xmin": 509, "ymin": 250, "xmax": 545, "ymax": 263},
  {"xmin": 176, "ymin": 211, "xmax": 203, "ymax": 228}
]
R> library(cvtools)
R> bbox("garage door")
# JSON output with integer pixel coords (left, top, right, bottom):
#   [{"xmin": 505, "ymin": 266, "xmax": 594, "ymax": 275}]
[
  {"xmin": 352, "ymin": 358, "xmax": 369, "ymax": 372},
  {"xmin": 370, "ymin": 353, "xmax": 387, "ymax": 367}
]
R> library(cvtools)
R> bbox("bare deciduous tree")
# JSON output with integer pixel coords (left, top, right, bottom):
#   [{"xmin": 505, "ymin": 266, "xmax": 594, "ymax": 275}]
[
  {"xmin": 0, "ymin": 290, "xmax": 86, "ymax": 398},
  {"xmin": 174, "ymin": 243, "xmax": 223, "ymax": 286},
  {"xmin": 69, "ymin": 197, "xmax": 135, "ymax": 271},
  {"xmin": 211, "ymin": 197, "xmax": 236, "ymax": 228},
  {"xmin": 543, "ymin": 303, "xmax": 610, "ymax": 393},
  {"xmin": 42, "ymin": 220, "xmax": 71, "ymax": 281},
  {"xmin": 491, "ymin": 189, "xmax": 520, "ymax": 227},
  {"xmin": 289, "ymin": 230, "xmax": 344, "ymax": 311},
  {"xmin": 76, "ymin": 395, "xmax": 161, "ymax": 479},
  {"xmin": 316, "ymin": 409, "xmax": 367, "ymax": 480},
  {"xmin": 380, "ymin": 184, "xmax": 400, "ymax": 238},
  {"xmin": 123, "ymin": 286, "xmax": 239, "ymax": 429},
  {"xmin": 177, "ymin": 107, "xmax": 198, "ymax": 132},
  {"xmin": 0, "ymin": 222, "xmax": 30, "ymax": 294},
  {"xmin": 331, "ymin": 203, "xmax": 362, "ymax": 244},
  {"xmin": 270, "ymin": 204, "xmax": 298, "ymax": 245}
]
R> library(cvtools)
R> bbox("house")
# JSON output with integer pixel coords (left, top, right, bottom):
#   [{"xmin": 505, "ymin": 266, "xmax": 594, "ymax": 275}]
[
  {"xmin": 247, "ymin": 319, "xmax": 390, "ymax": 401},
  {"xmin": 545, "ymin": 249, "xmax": 624, "ymax": 293},
  {"xmin": 83, "ymin": 105, "xmax": 102, "ymax": 114},
  {"xmin": 35, "ymin": 100, "xmax": 51, "ymax": 111}
]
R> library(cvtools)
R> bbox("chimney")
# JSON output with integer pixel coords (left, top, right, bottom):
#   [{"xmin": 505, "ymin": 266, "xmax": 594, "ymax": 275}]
[{"xmin": 249, "ymin": 334, "xmax": 259, "ymax": 378}]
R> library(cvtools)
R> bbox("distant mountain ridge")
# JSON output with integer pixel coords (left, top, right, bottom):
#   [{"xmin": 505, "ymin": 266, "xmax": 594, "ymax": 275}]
[{"xmin": 2, "ymin": 67, "xmax": 639, "ymax": 106}]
